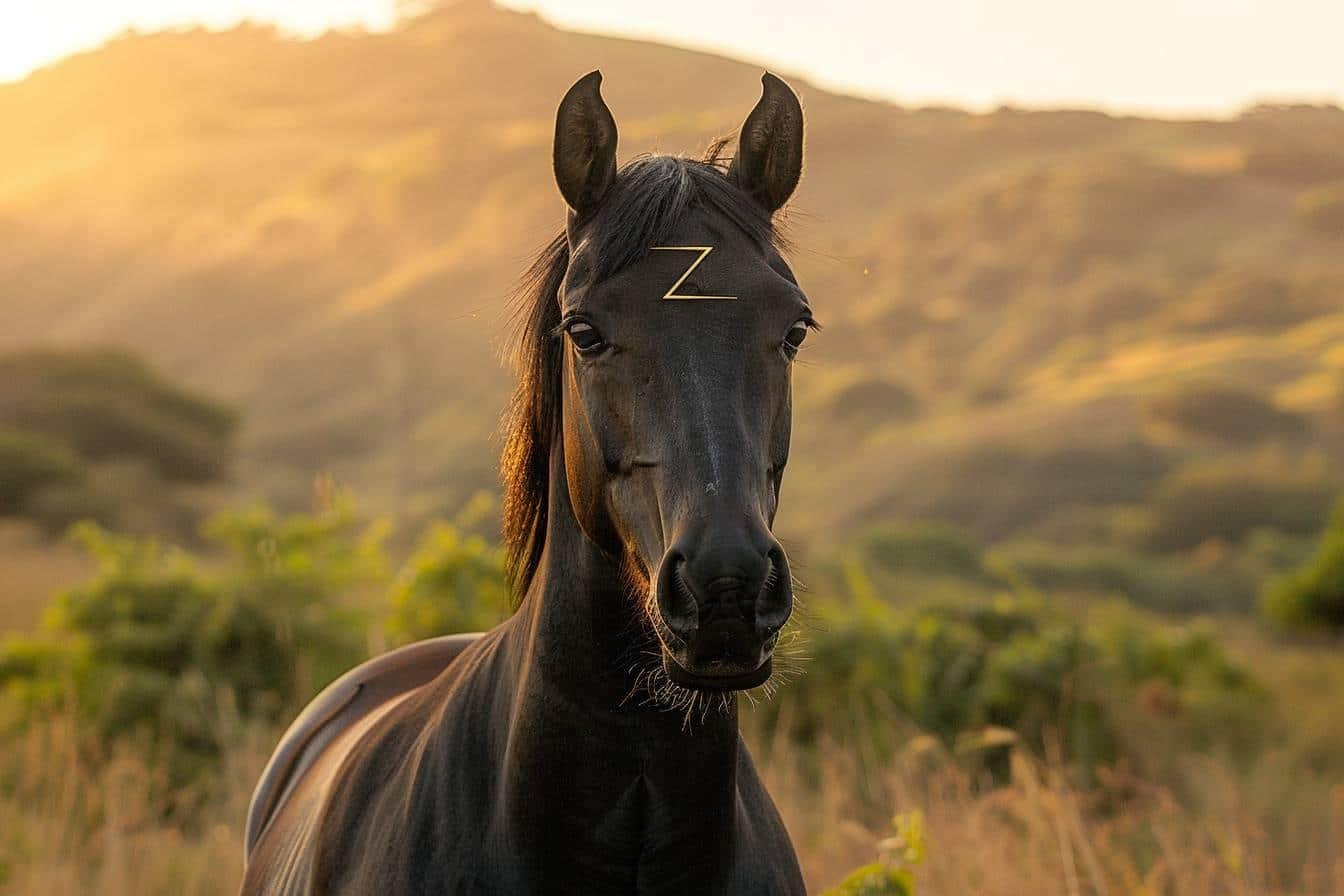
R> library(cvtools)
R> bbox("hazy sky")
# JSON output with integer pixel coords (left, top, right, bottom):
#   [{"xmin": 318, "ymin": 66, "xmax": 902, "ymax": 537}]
[{"xmin": 3, "ymin": 0, "xmax": 1341, "ymax": 116}]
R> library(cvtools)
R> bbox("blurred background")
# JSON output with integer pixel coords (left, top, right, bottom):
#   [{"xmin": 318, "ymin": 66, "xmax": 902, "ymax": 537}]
[{"xmin": 2, "ymin": 1, "xmax": 1343, "ymax": 893}]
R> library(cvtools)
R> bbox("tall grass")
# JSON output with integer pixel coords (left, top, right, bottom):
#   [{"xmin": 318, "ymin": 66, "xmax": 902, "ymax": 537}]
[
  {"xmin": 759, "ymin": 722, "xmax": 1344, "ymax": 895},
  {"xmin": 3, "ymin": 710, "xmax": 1341, "ymax": 895},
  {"xmin": 0, "ymin": 710, "xmax": 262, "ymax": 895}
]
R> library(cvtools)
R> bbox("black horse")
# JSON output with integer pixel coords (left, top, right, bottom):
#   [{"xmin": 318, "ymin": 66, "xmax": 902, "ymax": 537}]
[{"xmin": 242, "ymin": 70, "xmax": 812, "ymax": 895}]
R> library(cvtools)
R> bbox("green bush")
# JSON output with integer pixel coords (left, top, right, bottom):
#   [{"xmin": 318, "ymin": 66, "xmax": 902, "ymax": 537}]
[
  {"xmin": 1146, "ymin": 458, "xmax": 1336, "ymax": 551},
  {"xmin": 0, "ymin": 503, "xmax": 382, "ymax": 781},
  {"xmin": 824, "ymin": 812, "xmax": 924, "ymax": 896},
  {"xmin": 386, "ymin": 522, "xmax": 508, "ymax": 644},
  {"xmin": 995, "ymin": 541, "xmax": 1259, "ymax": 614},
  {"xmin": 0, "ymin": 428, "xmax": 85, "ymax": 514},
  {"xmin": 889, "ymin": 440, "xmax": 1171, "ymax": 542},
  {"xmin": 829, "ymin": 378, "xmax": 919, "ymax": 422},
  {"xmin": 856, "ymin": 523, "xmax": 998, "ymax": 585},
  {"xmin": 771, "ymin": 580, "xmax": 1262, "ymax": 779},
  {"xmin": 1261, "ymin": 496, "xmax": 1344, "ymax": 634},
  {"xmin": 1143, "ymin": 381, "xmax": 1309, "ymax": 444},
  {"xmin": 0, "ymin": 348, "xmax": 238, "ymax": 484}
]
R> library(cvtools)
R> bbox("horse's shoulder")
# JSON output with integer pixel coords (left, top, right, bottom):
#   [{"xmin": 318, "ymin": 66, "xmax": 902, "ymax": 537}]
[{"xmin": 244, "ymin": 632, "xmax": 484, "ymax": 857}]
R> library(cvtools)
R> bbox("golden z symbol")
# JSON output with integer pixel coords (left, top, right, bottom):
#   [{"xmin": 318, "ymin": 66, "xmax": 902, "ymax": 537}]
[{"xmin": 649, "ymin": 246, "xmax": 738, "ymax": 300}]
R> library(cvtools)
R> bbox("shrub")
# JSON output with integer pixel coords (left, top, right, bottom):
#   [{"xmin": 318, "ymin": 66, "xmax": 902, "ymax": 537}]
[
  {"xmin": 0, "ymin": 348, "xmax": 238, "ymax": 484},
  {"xmin": 856, "ymin": 523, "xmax": 997, "ymax": 585},
  {"xmin": 1261, "ymin": 496, "xmax": 1344, "ymax": 634},
  {"xmin": 823, "ymin": 812, "xmax": 924, "ymax": 896},
  {"xmin": 386, "ymin": 522, "xmax": 508, "ymax": 644},
  {"xmin": 995, "ymin": 540, "xmax": 1259, "ymax": 614},
  {"xmin": 884, "ymin": 440, "xmax": 1171, "ymax": 542},
  {"xmin": 1146, "ymin": 457, "xmax": 1336, "ymax": 551},
  {"xmin": 829, "ymin": 378, "xmax": 919, "ymax": 422},
  {"xmin": 1143, "ymin": 381, "xmax": 1309, "ymax": 444},
  {"xmin": 0, "ymin": 428, "xmax": 85, "ymax": 514},
  {"xmin": 0, "ymin": 503, "xmax": 382, "ymax": 781},
  {"xmin": 772, "ymin": 583, "xmax": 1262, "ymax": 780}
]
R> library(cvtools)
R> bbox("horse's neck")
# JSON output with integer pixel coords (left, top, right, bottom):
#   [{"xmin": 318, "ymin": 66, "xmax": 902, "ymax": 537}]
[{"xmin": 498, "ymin": 445, "xmax": 742, "ymax": 844}]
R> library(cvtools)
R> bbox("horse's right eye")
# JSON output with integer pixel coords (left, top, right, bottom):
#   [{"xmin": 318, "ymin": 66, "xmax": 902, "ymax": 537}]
[{"xmin": 565, "ymin": 320, "xmax": 607, "ymax": 354}]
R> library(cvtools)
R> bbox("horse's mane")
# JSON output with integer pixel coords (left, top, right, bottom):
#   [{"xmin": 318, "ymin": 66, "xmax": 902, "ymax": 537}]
[{"xmin": 501, "ymin": 139, "xmax": 787, "ymax": 603}]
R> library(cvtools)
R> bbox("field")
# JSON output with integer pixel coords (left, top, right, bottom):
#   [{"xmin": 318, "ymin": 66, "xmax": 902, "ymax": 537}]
[{"xmin": 2, "ymin": 2, "xmax": 1344, "ymax": 894}]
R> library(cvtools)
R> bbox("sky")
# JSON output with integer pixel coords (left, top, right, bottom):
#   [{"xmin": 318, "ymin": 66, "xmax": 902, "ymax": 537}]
[{"xmin": 2, "ymin": 0, "xmax": 1342, "ymax": 117}]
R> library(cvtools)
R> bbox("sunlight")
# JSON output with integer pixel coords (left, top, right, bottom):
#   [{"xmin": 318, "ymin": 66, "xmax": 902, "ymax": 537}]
[
  {"xmin": 0, "ymin": 1, "xmax": 396, "ymax": 82},
  {"xmin": 2, "ymin": 1, "xmax": 1341, "ymax": 114}
]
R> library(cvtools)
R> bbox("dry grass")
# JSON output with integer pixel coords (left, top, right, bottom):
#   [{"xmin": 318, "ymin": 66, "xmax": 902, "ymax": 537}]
[
  {"xmin": 0, "ymin": 714, "xmax": 261, "ymax": 896},
  {"xmin": 760, "ymin": 729, "xmax": 1344, "ymax": 896},
  {"xmin": 0, "ymin": 522, "xmax": 92, "ymax": 632},
  {"xmin": 3, "ymin": 712, "xmax": 1342, "ymax": 895}
]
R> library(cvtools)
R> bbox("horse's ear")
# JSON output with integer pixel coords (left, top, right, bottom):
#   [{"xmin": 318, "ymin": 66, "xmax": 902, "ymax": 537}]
[
  {"xmin": 729, "ymin": 73, "xmax": 804, "ymax": 214},
  {"xmin": 553, "ymin": 70, "xmax": 619, "ymax": 218}
]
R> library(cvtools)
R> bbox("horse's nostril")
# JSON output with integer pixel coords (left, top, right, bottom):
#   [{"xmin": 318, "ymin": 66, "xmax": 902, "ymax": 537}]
[
  {"xmin": 755, "ymin": 549, "xmax": 793, "ymax": 637},
  {"xmin": 654, "ymin": 554, "xmax": 699, "ymax": 643}
]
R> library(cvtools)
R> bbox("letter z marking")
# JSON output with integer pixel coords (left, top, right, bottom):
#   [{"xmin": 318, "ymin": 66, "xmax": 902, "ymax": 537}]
[{"xmin": 649, "ymin": 246, "xmax": 737, "ymax": 300}]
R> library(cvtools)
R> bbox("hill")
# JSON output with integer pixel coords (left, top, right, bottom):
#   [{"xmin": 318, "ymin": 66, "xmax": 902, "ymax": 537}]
[{"xmin": 2, "ymin": 1, "xmax": 1342, "ymax": 552}]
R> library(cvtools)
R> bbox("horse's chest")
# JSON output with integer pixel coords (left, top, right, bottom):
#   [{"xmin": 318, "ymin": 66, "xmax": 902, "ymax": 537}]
[{"xmin": 503, "ymin": 769, "xmax": 793, "ymax": 896}]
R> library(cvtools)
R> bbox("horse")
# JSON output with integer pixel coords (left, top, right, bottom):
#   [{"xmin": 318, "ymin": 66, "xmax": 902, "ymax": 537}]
[{"xmin": 241, "ymin": 69, "xmax": 813, "ymax": 895}]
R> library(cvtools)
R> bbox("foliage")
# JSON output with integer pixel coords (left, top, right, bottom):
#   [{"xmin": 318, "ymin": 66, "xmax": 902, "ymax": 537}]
[
  {"xmin": 828, "ymin": 378, "xmax": 919, "ymax": 422},
  {"xmin": 0, "ymin": 348, "xmax": 237, "ymax": 483},
  {"xmin": 0, "ymin": 428, "xmax": 84, "ymax": 515},
  {"xmin": 772, "ymin": 582, "xmax": 1263, "ymax": 779},
  {"xmin": 4, "ymin": 16, "xmax": 1343, "ymax": 554},
  {"xmin": 386, "ymin": 522, "xmax": 508, "ymax": 644},
  {"xmin": 0, "ymin": 349, "xmax": 238, "ymax": 536},
  {"xmin": 855, "ymin": 523, "xmax": 999, "ymax": 585},
  {"xmin": 993, "ymin": 539, "xmax": 1284, "ymax": 614},
  {"xmin": 1143, "ymin": 380, "xmax": 1309, "ymax": 444},
  {"xmin": 0, "ymin": 504, "xmax": 382, "ymax": 781},
  {"xmin": 1261, "ymin": 496, "xmax": 1344, "ymax": 634},
  {"xmin": 884, "ymin": 440, "xmax": 1172, "ymax": 543},
  {"xmin": 1143, "ymin": 454, "xmax": 1337, "ymax": 551},
  {"xmin": 824, "ymin": 812, "xmax": 924, "ymax": 896}
]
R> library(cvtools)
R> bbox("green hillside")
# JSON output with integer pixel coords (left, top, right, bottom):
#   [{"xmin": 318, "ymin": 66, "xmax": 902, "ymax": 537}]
[{"xmin": 1, "ymin": 1, "xmax": 1341, "ymax": 554}]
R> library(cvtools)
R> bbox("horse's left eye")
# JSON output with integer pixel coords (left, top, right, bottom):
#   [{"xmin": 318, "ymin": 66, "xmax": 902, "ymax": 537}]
[{"xmin": 782, "ymin": 321, "xmax": 810, "ymax": 357}]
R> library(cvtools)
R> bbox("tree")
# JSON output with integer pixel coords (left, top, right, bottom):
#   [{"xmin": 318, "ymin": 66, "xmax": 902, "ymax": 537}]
[{"xmin": 1261, "ymin": 496, "xmax": 1344, "ymax": 634}]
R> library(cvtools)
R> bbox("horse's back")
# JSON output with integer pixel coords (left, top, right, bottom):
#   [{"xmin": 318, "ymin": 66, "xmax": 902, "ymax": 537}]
[{"xmin": 244, "ymin": 632, "xmax": 483, "ymax": 858}]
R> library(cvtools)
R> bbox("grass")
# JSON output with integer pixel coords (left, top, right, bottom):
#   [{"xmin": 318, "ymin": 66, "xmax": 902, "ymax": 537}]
[
  {"xmin": 3, "ymin": 708, "xmax": 1341, "ymax": 895},
  {"xmin": 763, "ymin": 729, "xmax": 1344, "ymax": 894}
]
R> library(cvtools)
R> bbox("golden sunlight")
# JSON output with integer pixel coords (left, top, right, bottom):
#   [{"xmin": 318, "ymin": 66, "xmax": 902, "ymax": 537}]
[{"xmin": 0, "ymin": 1, "xmax": 395, "ymax": 82}]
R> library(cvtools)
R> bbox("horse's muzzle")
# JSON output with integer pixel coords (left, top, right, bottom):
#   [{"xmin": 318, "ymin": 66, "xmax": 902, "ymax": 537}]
[{"xmin": 653, "ymin": 538, "xmax": 792, "ymax": 691}]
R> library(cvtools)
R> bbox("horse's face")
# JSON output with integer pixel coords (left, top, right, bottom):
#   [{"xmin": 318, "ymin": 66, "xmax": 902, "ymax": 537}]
[{"xmin": 551, "ymin": 72, "xmax": 808, "ymax": 691}]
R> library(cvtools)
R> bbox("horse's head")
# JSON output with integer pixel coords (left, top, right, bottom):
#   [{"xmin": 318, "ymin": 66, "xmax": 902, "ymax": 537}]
[{"xmin": 545, "ymin": 71, "xmax": 810, "ymax": 692}]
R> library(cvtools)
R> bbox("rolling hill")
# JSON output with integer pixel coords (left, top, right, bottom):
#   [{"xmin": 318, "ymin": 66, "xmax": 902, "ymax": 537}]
[{"xmin": 3, "ymin": 0, "xmax": 1342, "ymax": 551}]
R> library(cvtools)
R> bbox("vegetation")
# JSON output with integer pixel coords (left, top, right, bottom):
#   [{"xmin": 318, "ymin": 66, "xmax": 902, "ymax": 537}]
[
  {"xmin": 1, "ymin": 6, "xmax": 1343, "ymax": 893},
  {"xmin": 0, "ymin": 505, "xmax": 380, "ymax": 784},
  {"xmin": 0, "ymin": 349, "xmax": 236, "ymax": 536},
  {"xmin": 1262, "ymin": 496, "xmax": 1344, "ymax": 634},
  {"xmin": 1, "ymin": 499, "xmax": 1341, "ymax": 892},
  {"xmin": 1142, "ymin": 381, "xmax": 1309, "ymax": 444},
  {"xmin": 1, "ymin": 7, "xmax": 1341, "ymax": 553}
]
